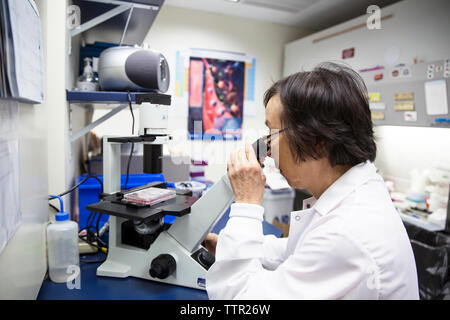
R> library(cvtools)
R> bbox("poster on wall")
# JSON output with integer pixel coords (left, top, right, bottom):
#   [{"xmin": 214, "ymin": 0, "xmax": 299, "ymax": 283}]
[
  {"xmin": 173, "ymin": 49, "xmax": 256, "ymax": 141},
  {"xmin": 188, "ymin": 56, "xmax": 245, "ymax": 140}
]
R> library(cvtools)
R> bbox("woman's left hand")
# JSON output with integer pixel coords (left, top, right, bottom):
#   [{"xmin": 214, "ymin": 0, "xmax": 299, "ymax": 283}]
[{"xmin": 227, "ymin": 143, "xmax": 266, "ymax": 205}]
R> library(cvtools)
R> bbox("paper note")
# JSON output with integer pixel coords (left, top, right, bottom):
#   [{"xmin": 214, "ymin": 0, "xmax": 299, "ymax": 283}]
[
  {"xmin": 394, "ymin": 92, "xmax": 414, "ymax": 101},
  {"xmin": 400, "ymin": 66, "xmax": 412, "ymax": 78},
  {"xmin": 369, "ymin": 92, "xmax": 381, "ymax": 102},
  {"xmin": 371, "ymin": 111, "xmax": 385, "ymax": 120},
  {"xmin": 7, "ymin": 0, "xmax": 44, "ymax": 103},
  {"xmin": 404, "ymin": 111, "xmax": 417, "ymax": 122},
  {"xmin": 369, "ymin": 102, "xmax": 386, "ymax": 110},
  {"xmin": 425, "ymin": 80, "xmax": 448, "ymax": 115},
  {"xmin": 0, "ymin": 100, "xmax": 21, "ymax": 254},
  {"xmin": 394, "ymin": 102, "xmax": 415, "ymax": 111}
]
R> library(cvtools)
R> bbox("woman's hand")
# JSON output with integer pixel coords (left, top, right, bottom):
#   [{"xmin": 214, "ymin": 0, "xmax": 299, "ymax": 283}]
[
  {"xmin": 202, "ymin": 233, "xmax": 218, "ymax": 255},
  {"xmin": 227, "ymin": 143, "xmax": 266, "ymax": 205}
]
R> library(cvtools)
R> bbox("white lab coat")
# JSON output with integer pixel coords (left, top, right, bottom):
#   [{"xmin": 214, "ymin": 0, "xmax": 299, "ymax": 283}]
[{"xmin": 206, "ymin": 161, "xmax": 419, "ymax": 300}]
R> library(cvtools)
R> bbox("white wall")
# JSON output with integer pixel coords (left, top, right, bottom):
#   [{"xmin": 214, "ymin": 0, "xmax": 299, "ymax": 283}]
[
  {"xmin": 284, "ymin": 0, "xmax": 450, "ymax": 74},
  {"xmin": 92, "ymin": 5, "xmax": 310, "ymax": 182},
  {"xmin": 0, "ymin": 102, "xmax": 49, "ymax": 299},
  {"xmin": 43, "ymin": 0, "xmax": 71, "ymax": 201},
  {"xmin": 283, "ymin": 0, "xmax": 450, "ymax": 193},
  {"xmin": 0, "ymin": 0, "xmax": 51, "ymax": 299},
  {"xmin": 374, "ymin": 126, "xmax": 450, "ymax": 191},
  {"xmin": 43, "ymin": 0, "xmax": 85, "ymax": 213}
]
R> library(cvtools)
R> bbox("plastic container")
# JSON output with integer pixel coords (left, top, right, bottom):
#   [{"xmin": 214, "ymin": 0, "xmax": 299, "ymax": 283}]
[
  {"xmin": 175, "ymin": 181, "xmax": 206, "ymax": 198},
  {"xmin": 47, "ymin": 212, "xmax": 80, "ymax": 283},
  {"xmin": 77, "ymin": 173, "xmax": 165, "ymax": 230},
  {"xmin": 123, "ymin": 187, "xmax": 176, "ymax": 206},
  {"xmin": 261, "ymin": 188, "xmax": 295, "ymax": 224}
]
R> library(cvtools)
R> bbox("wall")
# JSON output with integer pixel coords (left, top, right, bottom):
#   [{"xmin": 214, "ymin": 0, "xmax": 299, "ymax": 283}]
[
  {"xmin": 374, "ymin": 126, "xmax": 450, "ymax": 191},
  {"xmin": 0, "ymin": 1, "xmax": 50, "ymax": 299},
  {"xmin": 284, "ymin": 0, "xmax": 450, "ymax": 74},
  {"xmin": 43, "ymin": 0, "xmax": 71, "ymax": 203},
  {"xmin": 0, "ymin": 102, "xmax": 50, "ymax": 299},
  {"xmin": 0, "ymin": 0, "xmax": 88, "ymax": 299},
  {"xmin": 283, "ymin": 0, "xmax": 450, "ymax": 192},
  {"xmin": 91, "ymin": 5, "xmax": 310, "ymax": 182},
  {"xmin": 41, "ymin": 0, "xmax": 84, "ymax": 214}
]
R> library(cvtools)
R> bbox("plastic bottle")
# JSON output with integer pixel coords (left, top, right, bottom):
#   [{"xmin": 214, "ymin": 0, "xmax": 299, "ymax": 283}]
[
  {"xmin": 76, "ymin": 57, "xmax": 98, "ymax": 91},
  {"xmin": 46, "ymin": 198, "xmax": 79, "ymax": 283}
]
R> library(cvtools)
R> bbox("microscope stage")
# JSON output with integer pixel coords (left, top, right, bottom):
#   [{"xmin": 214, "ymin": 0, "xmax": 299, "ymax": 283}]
[{"xmin": 86, "ymin": 194, "xmax": 197, "ymax": 222}]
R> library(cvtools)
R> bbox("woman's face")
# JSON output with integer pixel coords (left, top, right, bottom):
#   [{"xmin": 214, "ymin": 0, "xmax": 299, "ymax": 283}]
[{"xmin": 265, "ymin": 94, "xmax": 325, "ymax": 190}]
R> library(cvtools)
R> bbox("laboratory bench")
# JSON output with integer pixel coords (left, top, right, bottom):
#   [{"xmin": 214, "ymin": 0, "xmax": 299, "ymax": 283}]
[{"xmin": 37, "ymin": 208, "xmax": 282, "ymax": 300}]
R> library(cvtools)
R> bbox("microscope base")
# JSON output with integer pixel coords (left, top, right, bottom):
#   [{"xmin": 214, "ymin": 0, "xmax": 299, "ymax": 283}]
[{"xmin": 97, "ymin": 222, "xmax": 209, "ymax": 290}]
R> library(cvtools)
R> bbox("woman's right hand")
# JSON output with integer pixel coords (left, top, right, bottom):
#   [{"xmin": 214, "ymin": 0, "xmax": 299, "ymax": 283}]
[{"xmin": 202, "ymin": 233, "xmax": 218, "ymax": 255}]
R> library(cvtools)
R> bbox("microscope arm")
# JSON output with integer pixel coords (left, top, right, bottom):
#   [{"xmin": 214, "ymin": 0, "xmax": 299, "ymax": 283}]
[
  {"xmin": 167, "ymin": 138, "xmax": 267, "ymax": 253},
  {"xmin": 167, "ymin": 174, "xmax": 234, "ymax": 253}
]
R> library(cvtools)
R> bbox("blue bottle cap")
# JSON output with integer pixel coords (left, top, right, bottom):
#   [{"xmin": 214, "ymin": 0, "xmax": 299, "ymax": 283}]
[
  {"xmin": 166, "ymin": 182, "xmax": 176, "ymax": 188},
  {"xmin": 55, "ymin": 212, "xmax": 70, "ymax": 221}
]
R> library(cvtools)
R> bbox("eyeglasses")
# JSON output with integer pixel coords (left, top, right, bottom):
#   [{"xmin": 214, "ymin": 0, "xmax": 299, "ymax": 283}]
[
  {"xmin": 265, "ymin": 128, "xmax": 287, "ymax": 141},
  {"xmin": 252, "ymin": 128, "xmax": 287, "ymax": 166},
  {"xmin": 265, "ymin": 128, "xmax": 287, "ymax": 157}
]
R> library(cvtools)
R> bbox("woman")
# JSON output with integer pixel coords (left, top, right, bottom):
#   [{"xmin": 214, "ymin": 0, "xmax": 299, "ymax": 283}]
[{"xmin": 204, "ymin": 62, "xmax": 419, "ymax": 299}]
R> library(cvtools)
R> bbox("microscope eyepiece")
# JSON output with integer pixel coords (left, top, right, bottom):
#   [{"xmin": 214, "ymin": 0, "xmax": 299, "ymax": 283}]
[{"xmin": 251, "ymin": 136, "xmax": 268, "ymax": 167}]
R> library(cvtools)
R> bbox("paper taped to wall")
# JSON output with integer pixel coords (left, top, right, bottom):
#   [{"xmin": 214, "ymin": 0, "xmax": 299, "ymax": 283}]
[
  {"xmin": 0, "ymin": 100, "xmax": 21, "ymax": 254},
  {"xmin": 394, "ymin": 102, "xmax": 415, "ymax": 111},
  {"xmin": 425, "ymin": 80, "xmax": 448, "ymax": 115},
  {"xmin": 394, "ymin": 92, "xmax": 414, "ymax": 101}
]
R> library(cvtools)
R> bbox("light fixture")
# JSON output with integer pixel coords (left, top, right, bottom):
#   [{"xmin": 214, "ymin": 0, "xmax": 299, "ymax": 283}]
[{"xmin": 225, "ymin": 0, "xmax": 240, "ymax": 3}]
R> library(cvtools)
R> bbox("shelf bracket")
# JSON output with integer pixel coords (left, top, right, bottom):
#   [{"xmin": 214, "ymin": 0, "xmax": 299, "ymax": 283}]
[
  {"xmin": 71, "ymin": 4, "xmax": 131, "ymax": 38},
  {"xmin": 70, "ymin": 0, "xmax": 160, "ymax": 39},
  {"xmin": 70, "ymin": 103, "xmax": 129, "ymax": 143}
]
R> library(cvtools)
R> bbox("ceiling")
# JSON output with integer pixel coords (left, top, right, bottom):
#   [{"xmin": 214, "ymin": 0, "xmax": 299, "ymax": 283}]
[{"xmin": 164, "ymin": 0, "xmax": 401, "ymax": 31}]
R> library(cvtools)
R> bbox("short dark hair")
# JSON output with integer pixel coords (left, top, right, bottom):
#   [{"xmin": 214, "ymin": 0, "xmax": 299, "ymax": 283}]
[{"xmin": 264, "ymin": 62, "xmax": 376, "ymax": 167}]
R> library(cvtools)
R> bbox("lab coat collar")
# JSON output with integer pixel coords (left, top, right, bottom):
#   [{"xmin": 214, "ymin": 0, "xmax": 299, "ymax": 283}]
[{"xmin": 306, "ymin": 161, "xmax": 379, "ymax": 217}]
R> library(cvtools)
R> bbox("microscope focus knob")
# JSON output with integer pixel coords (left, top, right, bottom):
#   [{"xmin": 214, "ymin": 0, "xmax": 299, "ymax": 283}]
[{"xmin": 149, "ymin": 254, "xmax": 176, "ymax": 279}]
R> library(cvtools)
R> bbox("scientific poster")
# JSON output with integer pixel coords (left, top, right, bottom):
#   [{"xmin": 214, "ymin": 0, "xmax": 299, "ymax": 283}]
[
  {"xmin": 173, "ymin": 49, "xmax": 256, "ymax": 140},
  {"xmin": 188, "ymin": 56, "xmax": 245, "ymax": 140}
]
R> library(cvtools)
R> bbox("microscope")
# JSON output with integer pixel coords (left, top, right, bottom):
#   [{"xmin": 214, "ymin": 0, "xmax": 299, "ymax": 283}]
[
  {"xmin": 86, "ymin": 92, "xmax": 268, "ymax": 290},
  {"xmin": 88, "ymin": 47, "xmax": 268, "ymax": 290}
]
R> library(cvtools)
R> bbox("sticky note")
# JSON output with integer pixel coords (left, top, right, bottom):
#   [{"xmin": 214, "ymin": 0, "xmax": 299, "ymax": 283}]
[
  {"xmin": 369, "ymin": 92, "xmax": 381, "ymax": 102},
  {"xmin": 369, "ymin": 102, "xmax": 386, "ymax": 110},
  {"xmin": 394, "ymin": 102, "xmax": 415, "ymax": 111},
  {"xmin": 394, "ymin": 92, "xmax": 414, "ymax": 101},
  {"xmin": 371, "ymin": 111, "xmax": 385, "ymax": 120}
]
